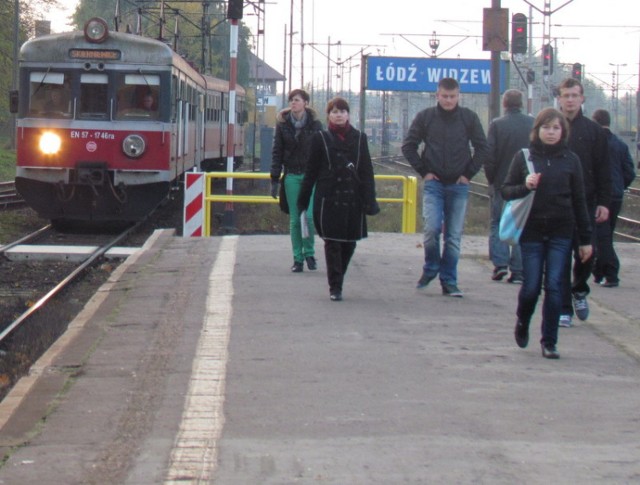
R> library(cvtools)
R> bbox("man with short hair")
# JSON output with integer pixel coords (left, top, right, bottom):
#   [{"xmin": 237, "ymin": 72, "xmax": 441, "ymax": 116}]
[
  {"xmin": 591, "ymin": 108, "xmax": 635, "ymax": 287},
  {"xmin": 484, "ymin": 89, "xmax": 534, "ymax": 284},
  {"xmin": 402, "ymin": 77, "xmax": 489, "ymax": 297},
  {"xmin": 556, "ymin": 78, "xmax": 611, "ymax": 326}
]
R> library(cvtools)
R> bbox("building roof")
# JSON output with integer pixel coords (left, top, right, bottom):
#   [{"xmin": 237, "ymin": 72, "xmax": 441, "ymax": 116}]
[{"xmin": 247, "ymin": 51, "xmax": 285, "ymax": 83}]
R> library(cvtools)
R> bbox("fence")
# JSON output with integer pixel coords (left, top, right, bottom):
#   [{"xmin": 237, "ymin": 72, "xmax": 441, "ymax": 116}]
[{"xmin": 184, "ymin": 172, "xmax": 418, "ymax": 236}]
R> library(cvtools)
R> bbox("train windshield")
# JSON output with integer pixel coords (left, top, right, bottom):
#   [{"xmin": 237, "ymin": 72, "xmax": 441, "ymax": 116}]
[
  {"xmin": 28, "ymin": 72, "xmax": 72, "ymax": 118},
  {"xmin": 79, "ymin": 73, "xmax": 109, "ymax": 120},
  {"xmin": 115, "ymin": 74, "xmax": 161, "ymax": 120}
]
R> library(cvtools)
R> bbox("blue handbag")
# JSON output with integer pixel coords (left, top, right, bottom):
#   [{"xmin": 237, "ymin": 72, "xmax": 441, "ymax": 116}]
[{"xmin": 499, "ymin": 149, "xmax": 535, "ymax": 245}]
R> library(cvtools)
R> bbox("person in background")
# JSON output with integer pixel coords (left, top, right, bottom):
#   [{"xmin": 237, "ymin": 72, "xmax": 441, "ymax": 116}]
[
  {"xmin": 402, "ymin": 77, "xmax": 489, "ymax": 297},
  {"xmin": 270, "ymin": 89, "xmax": 323, "ymax": 272},
  {"xmin": 502, "ymin": 108, "xmax": 592, "ymax": 359},
  {"xmin": 556, "ymin": 78, "xmax": 611, "ymax": 327},
  {"xmin": 484, "ymin": 89, "xmax": 534, "ymax": 284},
  {"xmin": 591, "ymin": 109, "xmax": 636, "ymax": 287},
  {"xmin": 44, "ymin": 86, "xmax": 67, "ymax": 112},
  {"xmin": 298, "ymin": 97, "xmax": 379, "ymax": 301}
]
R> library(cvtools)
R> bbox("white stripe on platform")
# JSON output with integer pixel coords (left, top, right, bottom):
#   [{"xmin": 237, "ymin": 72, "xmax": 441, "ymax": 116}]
[{"xmin": 165, "ymin": 235, "xmax": 238, "ymax": 483}]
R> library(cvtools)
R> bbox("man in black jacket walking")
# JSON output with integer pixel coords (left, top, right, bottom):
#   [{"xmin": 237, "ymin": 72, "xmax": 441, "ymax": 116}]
[
  {"xmin": 402, "ymin": 77, "xmax": 488, "ymax": 297},
  {"xmin": 485, "ymin": 89, "xmax": 534, "ymax": 284},
  {"xmin": 556, "ymin": 78, "xmax": 611, "ymax": 327}
]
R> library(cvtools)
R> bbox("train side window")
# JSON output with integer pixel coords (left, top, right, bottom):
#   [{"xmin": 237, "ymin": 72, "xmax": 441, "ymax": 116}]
[
  {"xmin": 28, "ymin": 71, "xmax": 71, "ymax": 118},
  {"xmin": 79, "ymin": 73, "xmax": 109, "ymax": 120}
]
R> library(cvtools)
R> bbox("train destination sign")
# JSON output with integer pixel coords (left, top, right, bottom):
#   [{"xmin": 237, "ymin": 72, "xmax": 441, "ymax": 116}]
[
  {"xmin": 365, "ymin": 56, "xmax": 507, "ymax": 94},
  {"xmin": 69, "ymin": 49, "xmax": 122, "ymax": 60}
]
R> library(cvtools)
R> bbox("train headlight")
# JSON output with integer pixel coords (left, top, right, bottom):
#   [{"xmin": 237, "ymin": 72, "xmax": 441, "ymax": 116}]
[
  {"xmin": 84, "ymin": 18, "xmax": 109, "ymax": 44},
  {"xmin": 122, "ymin": 134, "xmax": 146, "ymax": 158},
  {"xmin": 39, "ymin": 132, "xmax": 62, "ymax": 155}
]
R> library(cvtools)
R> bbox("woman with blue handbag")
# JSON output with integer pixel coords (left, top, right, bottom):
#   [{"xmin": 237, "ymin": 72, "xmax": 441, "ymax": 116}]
[{"xmin": 501, "ymin": 108, "xmax": 592, "ymax": 359}]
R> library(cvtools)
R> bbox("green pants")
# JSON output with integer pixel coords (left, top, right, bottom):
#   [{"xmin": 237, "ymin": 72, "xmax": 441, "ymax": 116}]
[{"xmin": 285, "ymin": 173, "xmax": 315, "ymax": 262}]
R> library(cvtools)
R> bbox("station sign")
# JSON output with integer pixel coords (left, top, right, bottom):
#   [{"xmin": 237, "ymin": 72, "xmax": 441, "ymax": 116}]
[{"xmin": 365, "ymin": 56, "xmax": 507, "ymax": 94}]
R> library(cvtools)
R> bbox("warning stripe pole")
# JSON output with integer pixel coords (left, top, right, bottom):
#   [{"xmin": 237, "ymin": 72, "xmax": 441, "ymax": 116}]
[{"xmin": 183, "ymin": 171, "xmax": 204, "ymax": 237}]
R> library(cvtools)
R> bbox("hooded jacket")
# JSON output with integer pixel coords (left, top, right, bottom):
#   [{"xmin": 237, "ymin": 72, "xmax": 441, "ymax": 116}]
[{"xmin": 502, "ymin": 140, "xmax": 592, "ymax": 245}]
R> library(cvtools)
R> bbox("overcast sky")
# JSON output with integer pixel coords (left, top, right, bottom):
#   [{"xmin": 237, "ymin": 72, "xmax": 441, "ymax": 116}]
[{"xmin": 49, "ymin": 0, "xmax": 640, "ymax": 92}]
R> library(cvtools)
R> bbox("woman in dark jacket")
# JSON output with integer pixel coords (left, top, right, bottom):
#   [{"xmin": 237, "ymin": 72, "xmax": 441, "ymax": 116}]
[
  {"xmin": 298, "ymin": 97, "xmax": 379, "ymax": 301},
  {"xmin": 502, "ymin": 108, "xmax": 592, "ymax": 359},
  {"xmin": 271, "ymin": 89, "xmax": 323, "ymax": 273}
]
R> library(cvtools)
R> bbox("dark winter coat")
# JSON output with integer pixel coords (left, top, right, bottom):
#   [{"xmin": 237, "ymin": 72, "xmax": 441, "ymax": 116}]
[
  {"xmin": 298, "ymin": 127, "xmax": 378, "ymax": 242},
  {"xmin": 565, "ymin": 109, "xmax": 611, "ymax": 208},
  {"xmin": 271, "ymin": 107, "xmax": 323, "ymax": 180},
  {"xmin": 502, "ymin": 140, "xmax": 592, "ymax": 245},
  {"xmin": 484, "ymin": 108, "xmax": 534, "ymax": 187},
  {"xmin": 401, "ymin": 104, "xmax": 489, "ymax": 184},
  {"xmin": 603, "ymin": 128, "xmax": 636, "ymax": 201}
]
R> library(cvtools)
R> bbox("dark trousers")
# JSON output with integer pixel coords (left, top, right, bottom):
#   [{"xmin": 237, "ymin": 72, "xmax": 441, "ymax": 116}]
[
  {"xmin": 561, "ymin": 202, "xmax": 596, "ymax": 316},
  {"xmin": 593, "ymin": 199, "xmax": 622, "ymax": 283},
  {"xmin": 324, "ymin": 240, "xmax": 356, "ymax": 294}
]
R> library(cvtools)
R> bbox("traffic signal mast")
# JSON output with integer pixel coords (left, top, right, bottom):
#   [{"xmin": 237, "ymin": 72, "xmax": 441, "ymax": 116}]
[{"xmin": 511, "ymin": 13, "xmax": 527, "ymax": 54}]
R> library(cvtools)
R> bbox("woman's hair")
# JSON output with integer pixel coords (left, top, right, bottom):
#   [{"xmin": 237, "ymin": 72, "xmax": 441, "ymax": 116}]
[
  {"xmin": 288, "ymin": 88, "xmax": 310, "ymax": 103},
  {"xmin": 530, "ymin": 107, "xmax": 569, "ymax": 143},
  {"xmin": 326, "ymin": 96, "xmax": 350, "ymax": 114}
]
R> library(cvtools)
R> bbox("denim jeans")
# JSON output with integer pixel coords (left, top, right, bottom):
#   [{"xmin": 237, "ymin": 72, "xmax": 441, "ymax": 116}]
[
  {"xmin": 285, "ymin": 174, "xmax": 315, "ymax": 263},
  {"xmin": 421, "ymin": 179, "xmax": 469, "ymax": 285},
  {"xmin": 518, "ymin": 237, "xmax": 572, "ymax": 347},
  {"xmin": 489, "ymin": 186, "xmax": 522, "ymax": 274}
]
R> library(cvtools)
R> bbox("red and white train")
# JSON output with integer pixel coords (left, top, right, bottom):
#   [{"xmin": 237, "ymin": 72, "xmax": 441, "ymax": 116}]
[{"xmin": 12, "ymin": 17, "xmax": 246, "ymax": 223}]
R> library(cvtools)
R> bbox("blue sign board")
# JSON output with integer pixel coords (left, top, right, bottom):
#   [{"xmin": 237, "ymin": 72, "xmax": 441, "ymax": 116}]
[{"xmin": 366, "ymin": 56, "xmax": 507, "ymax": 94}]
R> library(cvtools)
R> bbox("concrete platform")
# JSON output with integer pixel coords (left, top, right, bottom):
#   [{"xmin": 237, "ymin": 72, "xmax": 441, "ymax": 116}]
[{"xmin": 0, "ymin": 230, "xmax": 639, "ymax": 484}]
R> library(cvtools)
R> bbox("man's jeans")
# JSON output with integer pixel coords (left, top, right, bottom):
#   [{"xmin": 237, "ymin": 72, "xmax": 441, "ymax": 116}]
[
  {"xmin": 518, "ymin": 237, "xmax": 572, "ymax": 347},
  {"xmin": 489, "ymin": 186, "xmax": 522, "ymax": 274},
  {"xmin": 422, "ymin": 179, "xmax": 469, "ymax": 285}
]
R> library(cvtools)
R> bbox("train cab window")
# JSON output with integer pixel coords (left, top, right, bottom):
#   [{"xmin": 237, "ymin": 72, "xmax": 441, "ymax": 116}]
[
  {"xmin": 115, "ymin": 74, "xmax": 161, "ymax": 120},
  {"xmin": 28, "ymin": 72, "xmax": 72, "ymax": 118},
  {"xmin": 79, "ymin": 73, "xmax": 109, "ymax": 120}
]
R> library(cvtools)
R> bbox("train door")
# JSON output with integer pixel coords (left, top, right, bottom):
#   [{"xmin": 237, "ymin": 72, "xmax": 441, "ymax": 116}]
[{"xmin": 195, "ymin": 92, "xmax": 205, "ymax": 170}]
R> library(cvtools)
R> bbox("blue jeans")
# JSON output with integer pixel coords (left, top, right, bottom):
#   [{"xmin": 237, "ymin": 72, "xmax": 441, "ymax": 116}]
[
  {"xmin": 489, "ymin": 186, "xmax": 522, "ymax": 274},
  {"xmin": 421, "ymin": 179, "xmax": 469, "ymax": 285},
  {"xmin": 518, "ymin": 237, "xmax": 572, "ymax": 347}
]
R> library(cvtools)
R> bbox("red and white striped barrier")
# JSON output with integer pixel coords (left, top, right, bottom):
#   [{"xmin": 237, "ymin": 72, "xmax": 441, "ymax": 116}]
[{"xmin": 183, "ymin": 172, "xmax": 205, "ymax": 237}]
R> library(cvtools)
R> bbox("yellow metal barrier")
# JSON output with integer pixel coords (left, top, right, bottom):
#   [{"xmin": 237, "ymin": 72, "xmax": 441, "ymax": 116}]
[{"xmin": 203, "ymin": 172, "xmax": 418, "ymax": 236}]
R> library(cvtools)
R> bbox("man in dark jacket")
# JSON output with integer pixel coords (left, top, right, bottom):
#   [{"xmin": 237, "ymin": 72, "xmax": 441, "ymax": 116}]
[
  {"xmin": 556, "ymin": 78, "xmax": 611, "ymax": 326},
  {"xmin": 485, "ymin": 89, "xmax": 534, "ymax": 284},
  {"xmin": 402, "ymin": 77, "xmax": 489, "ymax": 297},
  {"xmin": 591, "ymin": 108, "xmax": 636, "ymax": 287}
]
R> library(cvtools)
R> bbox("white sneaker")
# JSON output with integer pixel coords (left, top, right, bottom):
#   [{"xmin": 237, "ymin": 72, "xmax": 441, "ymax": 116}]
[{"xmin": 559, "ymin": 314, "xmax": 573, "ymax": 328}]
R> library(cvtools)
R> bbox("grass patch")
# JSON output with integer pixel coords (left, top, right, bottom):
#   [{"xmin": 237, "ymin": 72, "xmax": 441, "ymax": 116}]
[{"xmin": 0, "ymin": 137, "xmax": 16, "ymax": 181}]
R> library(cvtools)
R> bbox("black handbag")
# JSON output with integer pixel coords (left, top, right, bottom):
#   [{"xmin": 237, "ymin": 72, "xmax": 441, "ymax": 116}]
[{"xmin": 278, "ymin": 174, "xmax": 289, "ymax": 214}]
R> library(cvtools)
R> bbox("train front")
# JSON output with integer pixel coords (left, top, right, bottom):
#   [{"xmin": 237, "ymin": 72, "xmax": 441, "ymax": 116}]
[{"xmin": 13, "ymin": 18, "xmax": 174, "ymax": 223}]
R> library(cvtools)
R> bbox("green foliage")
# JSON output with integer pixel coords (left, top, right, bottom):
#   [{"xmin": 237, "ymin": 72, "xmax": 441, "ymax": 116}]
[{"xmin": 0, "ymin": 137, "xmax": 16, "ymax": 180}]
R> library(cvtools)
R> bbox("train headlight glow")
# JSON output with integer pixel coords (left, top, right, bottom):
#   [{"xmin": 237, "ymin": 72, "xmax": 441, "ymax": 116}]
[
  {"xmin": 84, "ymin": 18, "xmax": 109, "ymax": 44},
  {"xmin": 39, "ymin": 132, "xmax": 62, "ymax": 155},
  {"xmin": 122, "ymin": 134, "xmax": 146, "ymax": 158}
]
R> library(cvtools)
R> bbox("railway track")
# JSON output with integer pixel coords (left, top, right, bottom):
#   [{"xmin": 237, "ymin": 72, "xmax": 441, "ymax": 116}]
[{"xmin": 0, "ymin": 223, "xmax": 141, "ymax": 345}]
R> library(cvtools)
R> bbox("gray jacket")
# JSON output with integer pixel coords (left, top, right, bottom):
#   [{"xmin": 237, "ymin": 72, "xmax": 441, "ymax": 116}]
[{"xmin": 484, "ymin": 108, "xmax": 534, "ymax": 188}]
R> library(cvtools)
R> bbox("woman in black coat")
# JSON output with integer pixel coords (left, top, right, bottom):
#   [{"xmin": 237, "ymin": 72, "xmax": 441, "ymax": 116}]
[{"xmin": 298, "ymin": 97, "xmax": 379, "ymax": 301}]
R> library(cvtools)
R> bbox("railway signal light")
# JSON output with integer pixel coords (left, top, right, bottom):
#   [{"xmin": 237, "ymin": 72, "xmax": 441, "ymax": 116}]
[
  {"xmin": 511, "ymin": 13, "xmax": 527, "ymax": 54},
  {"xmin": 543, "ymin": 43, "xmax": 554, "ymax": 75},
  {"xmin": 228, "ymin": 0, "xmax": 243, "ymax": 19},
  {"xmin": 572, "ymin": 62, "xmax": 582, "ymax": 82},
  {"xmin": 526, "ymin": 69, "xmax": 535, "ymax": 84}
]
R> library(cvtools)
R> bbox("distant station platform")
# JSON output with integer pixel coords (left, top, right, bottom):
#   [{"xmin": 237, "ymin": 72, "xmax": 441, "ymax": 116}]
[{"xmin": 1, "ymin": 231, "xmax": 640, "ymax": 483}]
